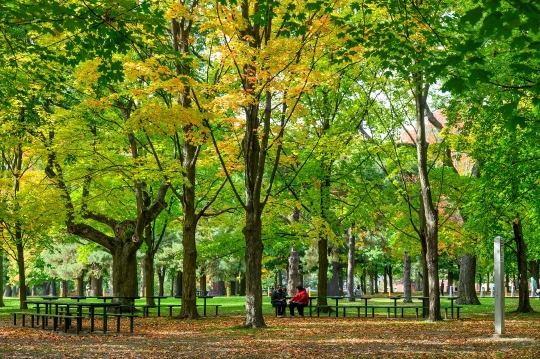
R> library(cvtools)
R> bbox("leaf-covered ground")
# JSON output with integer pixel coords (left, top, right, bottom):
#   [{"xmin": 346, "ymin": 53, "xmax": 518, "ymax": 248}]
[{"xmin": 1, "ymin": 315, "xmax": 539, "ymax": 358}]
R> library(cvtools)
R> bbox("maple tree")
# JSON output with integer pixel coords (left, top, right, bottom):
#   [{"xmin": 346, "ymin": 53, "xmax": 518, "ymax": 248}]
[
  {"xmin": 2, "ymin": 0, "xmax": 540, "ymax": 328},
  {"xmin": 203, "ymin": 0, "xmax": 350, "ymax": 328}
]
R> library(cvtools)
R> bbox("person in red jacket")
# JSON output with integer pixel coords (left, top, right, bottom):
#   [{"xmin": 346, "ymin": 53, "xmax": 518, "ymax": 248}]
[{"xmin": 289, "ymin": 285, "xmax": 309, "ymax": 317}]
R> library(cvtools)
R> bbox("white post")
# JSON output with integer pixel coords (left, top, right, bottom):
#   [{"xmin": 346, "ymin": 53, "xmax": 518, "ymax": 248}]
[{"xmin": 494, "ymin": 236, "xmax": 505, "ymax": 336}]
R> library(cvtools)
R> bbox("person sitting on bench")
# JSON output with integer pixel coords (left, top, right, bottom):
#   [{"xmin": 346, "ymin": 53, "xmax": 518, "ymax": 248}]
[
  {"xmin": 271, "ymin": 285, "xmax": 287, "ymax": 317},
  {"xmin": 289, "ymin": 285, "xmax": 308, "ymax": 317}
]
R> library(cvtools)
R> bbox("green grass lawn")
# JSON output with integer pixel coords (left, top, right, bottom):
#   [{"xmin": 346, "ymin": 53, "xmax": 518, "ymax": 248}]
[{"xmin": 2, "ymin": 294, "xmax": 540, "ymax": 319}]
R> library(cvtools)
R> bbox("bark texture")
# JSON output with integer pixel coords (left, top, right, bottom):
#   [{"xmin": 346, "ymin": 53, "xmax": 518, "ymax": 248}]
[
  {"xmin": 457, "ymin": 253, "xmax": 480, "ymax": 305},
  {"xmin": 513, "ymin": 219, "xmax": 533, "ymax": 313},
  {"xmin": 403, "ymin": 250, "xmax": 412, "ymax": 302},
  {"xmin": 414, "ymin": 78, "xmax": 441, "ymax": 321},
  {"xmin": 347, "ymin": 230, "xmax": 356, "ymax": 302},
  {"xmin": 287, "ymin": 247, "xmax": 300, "ymax": 297}
]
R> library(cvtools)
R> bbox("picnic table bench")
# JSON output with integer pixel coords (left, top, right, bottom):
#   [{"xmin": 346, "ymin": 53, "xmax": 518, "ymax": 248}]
[
  {"xmin": 12, "ymin": 311, "xmax": 84, "ymax": 334},
  {"xmin": 23, "ymin": 300, "xmax": 136, "ymax": 334}
]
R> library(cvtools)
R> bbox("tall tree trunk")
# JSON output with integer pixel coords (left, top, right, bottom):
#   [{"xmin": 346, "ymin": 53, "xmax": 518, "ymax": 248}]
[
  {"xmin": 158, "ymin": 265, "xmax": 165, "ymax": 297},
  {"xmin": 327, "ymin": 260, "xmax": 343, "ymax": 296},
  {"xmin": 383, "ymin": 267, "xmax": 388, "ymax": 294},
  {"xmin": 530, "ymin": 260, "xmax": 539, "ymax": 298},
  {"xmin": 180, "ymin": 204, "xmax": 199, "ymax": 318},
  {"xmin": 41, "ymin": 282, "xmax": 49, "ymax": 296},
  {"xmin": 243, "ymin": 212, "xmax": 265, "ymax": 328},
  {"xmin": 200, "ymin": 274, "xmax": 207, "ymax": 297},
  {"xmin": 448, "ymin": 271, "xmax": 454, "ymax": 295},
  {"xmin": 109, "ymin": 263, "xmax": 114, "ymax": 297},
  {"xmin": 0, "ymin": 253, "xmax": 4, "ymax": 307},
  {"xmin": 175, "ymin": 271, "xmax": 183, "ymax": 297},
  {"xmin": 388, "ymin": 266, "xmax": 394, "ymax": 294},
  {"xmin": 229, "ymin": 281, "xmax": 237, "ymax": 296},
  {"xmin": 16, "ymin": 240, "xmax": 27, "ymax": 309},
  {"xmin": 415, "ymin": 78, "xmax": 441, "ymax": 321},
  {"xmin": 346, "ymin": 229, "xmax": 356, "ymax": 302},
  {"xmin": 287, "ymin": 247, "xmax": 300, "ymax": 297},
  {"xmin": 140, "ymin": 257, "xmax": 146, "ymax": 297},
  {"xmin": 369, "ymin": 270, "xmax": 375, "ymax": 295},
  {"xmin": 144, "ymin": 240, "xmax": 156, "ymax": 306},
  {"xmin": 239, "ymin": 272, "xmax": 246, "ymax": 296},
  {"xmin": 111, "ymin": 238, "xmax": 139, "ymax": 307},
  {"xmin": 60, "ymin": 280, "xmax": 68, "ymax": 297},
  {"xmin": 514, "ymin": 218, "xmax": 533, "ymax": 312},
  {"xmin": 457, "ymin": 253, "xmax": 480, "ymax": 305},
  {"xmin": 50, "ymin": 281, "xmax": 57, "ymax": 296},
  {"xmin": 361, "ymin": 267, "xmax": 367, "ymax": 294},
  {"xmin": 403, "ymin": 250, "xmax": 412, "ymax": 302},
  {"xmin": 76, "ymin": 276, "xmax": 84, "ymax": 297},
  {"xmin": 318, "ymin": 236, "xmax": 329, "ymax": 305}
]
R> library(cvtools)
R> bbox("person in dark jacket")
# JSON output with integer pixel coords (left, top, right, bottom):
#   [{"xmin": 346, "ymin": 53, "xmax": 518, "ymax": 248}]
[
  {"xmin": 271, "ymin": 285, "xmax": 287, "ymax": 317},
  {"xmin": 289, "ymin": 285, "xmax": 308, "ymax": 317}
]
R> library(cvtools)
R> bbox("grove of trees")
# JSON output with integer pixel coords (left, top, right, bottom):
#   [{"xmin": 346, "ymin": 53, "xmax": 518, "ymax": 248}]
[{"xmin": 1, "ymin": 0, "xmax": 540, "ymax": 327}]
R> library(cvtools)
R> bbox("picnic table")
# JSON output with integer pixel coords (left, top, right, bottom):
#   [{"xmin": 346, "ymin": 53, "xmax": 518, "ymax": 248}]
[
  {"xmin": 445, "ymin": 296, "xmax": 460, "ymax": 318},
  {"xmin": 175, "ymin": 295, "xmax": 220, "ymax": 316},
  {"xmin": 21, "ymin": 300, "xmax": 132, "ymax": 334},
  {"xmin": 198, "ymin": 295, "xmax": 215, "ymax": 316},
  {"xmin": 410, "ymin": 295, "xmax": 462, "ymax": 319},
  {"xmin": 140, "ymin": 296, "xmax": 170, "ymax": 317},
  {"xmin": 38, "ymin": 296, "xmax": 87, "ymax": 302}
]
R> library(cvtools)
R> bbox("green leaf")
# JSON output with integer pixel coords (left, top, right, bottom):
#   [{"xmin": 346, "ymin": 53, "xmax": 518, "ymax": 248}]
[
  {"xmin": 469, "ymin": 69, "xmax": 492, "ymax": 84},
  {"xmin": 441, "ymin": 77, "xmax": 467, "ymax": 93},
  {"xmin": 461, "ymin": 7, "xmax": 484, "ymax": 25},
  {"xmin": 506, "ymin": 116, "xmax": 527, "ymax": 130},
  {"xmin": 500, "ymin": 102, "xmax": 517, "ymax": 118}
]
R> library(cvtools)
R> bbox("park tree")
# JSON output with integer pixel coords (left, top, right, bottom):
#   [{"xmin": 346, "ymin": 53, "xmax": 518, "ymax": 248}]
[
  {"xmin": 204, "ymin": 0, "xmax": 347, "ymax": 328},
  {"xmin": 39, "ymin": 61, "xmax": 170, "ymax": 305},
  {"xmin": 443, "ymin": 0, "xmax": 540, "ymax": 312}
]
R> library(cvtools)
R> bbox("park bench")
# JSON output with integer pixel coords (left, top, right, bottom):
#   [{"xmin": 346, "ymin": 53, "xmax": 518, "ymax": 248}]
[
  {"xmin": 365, "ymin": 305, "xmax": 429, "ymax": 318},
  {"xmin": 92, "ymin": 312, "xmax": 138, "ymax": 333},
  {"xmin": 13, "ymin": 311, "xmax": 84, "ymax": 334},
  {"xmin": 338, "ymin": 305, "xmax": 367, "ymax": 317},
  {"xmin": 137, "ymin": 304, "xmax": 183, "ymax": 317},
  {"xmin": 198, "ymin": 304, "xmax": 221, "ymax": 316},
  {"xmin": 443, "ymin": 305, "xmax": 461, "ymax": 319}
]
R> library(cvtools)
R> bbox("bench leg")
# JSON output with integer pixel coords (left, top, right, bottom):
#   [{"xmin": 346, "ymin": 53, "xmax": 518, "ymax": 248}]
[
  {"xmin": 457, "ymin": 307, "xmax": 460, "ymax": 319},
  {"xmin": 117, "ymin": 316, "xmax": 121, "ymax": 333},
  {"xmin": 130, "ymin": 316, "xmax": 134, "ymax": 333}
]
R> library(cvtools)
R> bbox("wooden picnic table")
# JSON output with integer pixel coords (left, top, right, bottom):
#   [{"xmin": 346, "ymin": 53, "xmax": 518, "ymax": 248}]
[
  {"xmin": 175, "ymin": 295, "xmax": 218, "ymax": 316},
  {"xmin": 24, "ymin": 300, "xmax": 123, "ymax": 333},
  {"xmin": 63, "ymin": 301, "xmax": 122, "ymax": 333},
  {"xmin": 198, "ymin": 296, "xmax": 214, "ymax": 316},
  {"xmin": 38, "ymin": 296, "xmax": 87, "ymax": 302},
  {"xmin": 445, "ymin": 296, "xmax": 460, "ymax": 318},
  {"xmin": 144, "ymin": 296, "xmax": 169, "ymax": 317}
]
